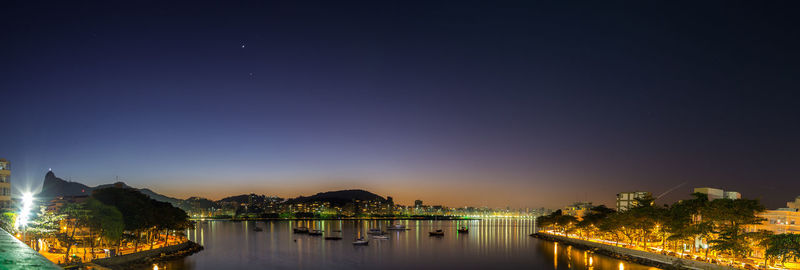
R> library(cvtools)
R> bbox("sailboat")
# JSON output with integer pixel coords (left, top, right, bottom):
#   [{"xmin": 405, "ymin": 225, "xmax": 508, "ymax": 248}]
[
  {"xmin": 387, "ymin": 223, "xmax": 409, "ymax": 230},
  {"xmin": 352, "ymin": 237, "xmax": 369, "ymax": 245}
]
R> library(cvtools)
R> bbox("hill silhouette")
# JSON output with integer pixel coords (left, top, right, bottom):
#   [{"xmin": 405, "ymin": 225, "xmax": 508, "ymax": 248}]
[
  {"xmin": 38, "ymin": 171, "xmax": 183, "ymax": 206},
  {"xmin": 285, "ymin": 189, "xmax": 386, "ymax": 205}
]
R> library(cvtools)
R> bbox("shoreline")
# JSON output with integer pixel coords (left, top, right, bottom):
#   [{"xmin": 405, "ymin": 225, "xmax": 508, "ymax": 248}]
[
  {"xmin": 531, "ymin": 233, "xmax": 737, "ymax": 270},
  {"xmin": 91, "ymin": 241, "xmax": 203, "ymax": 269},
  {"xmin": 194, "ymin": 217, "xmax": 487, "ymax": 221}
]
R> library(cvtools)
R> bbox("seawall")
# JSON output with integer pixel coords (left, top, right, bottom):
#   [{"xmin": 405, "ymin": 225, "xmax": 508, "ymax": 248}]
[
  {"xmin": 532, "ymin": 233, "xmax": 738, "ymax": 270},
  {"xmin": 92, "ymin": 241, "xmax": 203, "ymax": 269}
]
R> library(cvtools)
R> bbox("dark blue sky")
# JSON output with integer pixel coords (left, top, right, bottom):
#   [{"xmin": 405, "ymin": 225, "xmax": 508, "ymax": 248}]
[{"xmin": 1, "ymin": 1, "xmax": 798, "ymax": 208}]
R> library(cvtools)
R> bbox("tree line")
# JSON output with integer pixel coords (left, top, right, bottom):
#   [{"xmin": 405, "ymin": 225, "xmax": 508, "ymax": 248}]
[
  {"xmin": 24, "ymin": 187, "xmax": 189, "ymax": 262},
  {"xmin": 536, "ymin": 193, "xmax": 800, "ymax": 266}
]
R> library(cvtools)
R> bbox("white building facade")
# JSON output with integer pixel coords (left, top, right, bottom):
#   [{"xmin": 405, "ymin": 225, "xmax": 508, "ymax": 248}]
[{"xmin": 616, "ymin": 191, "xmax": 651, "ymax": 211}]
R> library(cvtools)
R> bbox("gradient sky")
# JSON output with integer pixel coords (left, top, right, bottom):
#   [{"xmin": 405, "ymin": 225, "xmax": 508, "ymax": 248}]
[{"xmin": 1, "ymin": 1, "xmax": 798, "ymax": 209}]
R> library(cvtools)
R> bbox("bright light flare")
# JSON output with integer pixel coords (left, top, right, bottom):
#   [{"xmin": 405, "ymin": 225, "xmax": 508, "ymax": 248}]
[
  {"xmin": 22, "ymin": 192, "xmax": 33, "ymax": 206},
  {"xmin": 15, "ymin": 192, "xmax": 35, "ymax": 229}
]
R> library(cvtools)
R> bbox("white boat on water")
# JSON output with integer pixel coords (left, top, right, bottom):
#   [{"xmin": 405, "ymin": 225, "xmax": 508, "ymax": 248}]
[
  {"xmin": 353, "ymin": 238, "xmax": 369, "ymax": 245},
  {"xmin": 387, "ymin": 224, "xmax": 409, "ymax": 230},
  {"xmin": 367, "ymin": 228, "xmax": 384, "ymax": 235},
  {"xmin": 372, "ymin": 235, "xmax": 389, "ymax": 240}
]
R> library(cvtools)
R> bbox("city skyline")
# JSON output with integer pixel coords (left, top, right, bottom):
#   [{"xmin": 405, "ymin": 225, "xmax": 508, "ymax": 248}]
[
  {"xmin": 11, "ymin": 168, "xmax": 799, "ymax": 211},
  {"xmin": 2, "ymin": 1, "xmax": 799, "ymax": 209},
  {"xmin": 19, "ymin": 168, "xmax": 577, "ymax": 209}
]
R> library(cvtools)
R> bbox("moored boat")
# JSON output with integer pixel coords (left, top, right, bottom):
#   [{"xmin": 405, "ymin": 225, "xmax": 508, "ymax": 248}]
[
  {"xmin": 372, "ymin": 235, "xmax": 389, "ymax": 240},
  {"xmin": 324, "ymin": 235, "xmax": 343, "ymax": 240},
  {"xmin": 457, "ymin": 227, "xmax": 468, "ymax": 233},
  {"xmin": 387, "ymin": 223, "xmax": 409, "ymax": 230},
  {"xmin": 353, "ymin": 237, "xmax": 369, "ymax": 245},
  {"xmin": 429, "ymin": 229, "xmax": 444, "ymax": 236},
  {"xmin": 309, "ymin": 229, "xmax": 323, "ymax": 236},
  {"xmin": 253, "ymin": 227, "xmax": 264, "ymax": 232},
  {"xmin": 367, "ymin": 228, "xmax": 384, "ymax": 235},
  {"xmin": 293, "ymin": 227, "xmax": 310, "ymax": 233}
]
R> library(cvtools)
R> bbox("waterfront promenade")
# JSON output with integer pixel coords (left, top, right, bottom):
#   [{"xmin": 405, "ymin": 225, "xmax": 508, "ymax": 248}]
[
  {"xmin": 35, "ymin": 233, "xmax": 190, "ymax": 266},
  {"xmin": 536, "ymin": 232, "xmax": 736, "ymax": 270},
  {"xmin": 536, "ymin": 231, "xmax": 799, "ymax": 270}
]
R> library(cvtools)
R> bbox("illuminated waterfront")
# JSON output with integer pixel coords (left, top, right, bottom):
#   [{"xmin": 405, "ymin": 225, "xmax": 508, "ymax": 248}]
[{"xmin": 154, "ymin": 219, "xmax": 659, "ymax": 269}]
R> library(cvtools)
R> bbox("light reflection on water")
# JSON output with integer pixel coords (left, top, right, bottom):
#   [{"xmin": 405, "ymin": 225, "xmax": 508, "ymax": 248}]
[
  {"xmin": 153, "ymin": 220, "xmax": 659, "ymax": 270},
  {"xmin": 536, "ymin": 239, "xmax": 660, "ymax": 270}
]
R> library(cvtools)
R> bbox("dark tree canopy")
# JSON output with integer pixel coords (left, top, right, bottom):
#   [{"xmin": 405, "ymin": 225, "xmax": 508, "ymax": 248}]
[{"xmin": 91, "ymin": 187, "xmax": 189, "ymax": 231}]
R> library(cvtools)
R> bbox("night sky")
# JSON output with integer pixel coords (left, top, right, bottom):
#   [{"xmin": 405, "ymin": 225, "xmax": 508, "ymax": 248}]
[{"xmin": 1, "ymin": 1, "xmax": 798, "ymax": 209}]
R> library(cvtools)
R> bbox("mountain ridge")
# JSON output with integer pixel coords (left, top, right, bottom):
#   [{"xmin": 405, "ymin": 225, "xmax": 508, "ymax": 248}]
[
  {"xmin": 39, "ymin": 171, "xmax": 183, "ymax": 206},
  {"xmin": 39, "ymin": 171, "xmax": 391, "ymax": 211}
]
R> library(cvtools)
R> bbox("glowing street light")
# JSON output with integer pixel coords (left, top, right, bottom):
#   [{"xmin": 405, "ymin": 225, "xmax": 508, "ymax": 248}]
[{"xmin": 15, "ymin": 192, "xmax": 35, "ymax": 229}]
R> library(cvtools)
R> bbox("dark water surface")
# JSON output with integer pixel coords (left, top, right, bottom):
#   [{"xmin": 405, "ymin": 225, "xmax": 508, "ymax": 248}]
[{"xmin": 153, "ymin": 220, "xmax": 659, "ymax": 270}]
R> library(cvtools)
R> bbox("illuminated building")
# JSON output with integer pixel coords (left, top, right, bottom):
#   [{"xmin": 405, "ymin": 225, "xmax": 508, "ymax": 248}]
[
  {"xmin": 693, "ymin": 187, "xmax": 740, "ymax": 200},
  {"xmin": 755, "ymin": 208, "xmax": 800, "ymax": 234},
  {"xmin": 615, "ymin": 191, "xmax": 650, "ymax": 211},
  {"xmin": 563, "ymin": 202, "xmax": 592, "ymax": 219},
  {"xmin": 787, "ymin": 196, "xmax": 800, "ymax": 210},
  {"xmin": 0, "ymin": 159, "xmax": 10, "ymax": 209},
  {"xmin": 45, "ymin": 195, "xmax": 90, "ymax": 213},
  {"xmin": 751, "ymin": 196, "xmax": 800, "ymax": 235}
]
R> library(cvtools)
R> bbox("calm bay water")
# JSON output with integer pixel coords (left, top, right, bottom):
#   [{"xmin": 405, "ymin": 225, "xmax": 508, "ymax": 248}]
[{"xmin": 154, "ymin": 220, "xmax": 659, "ymax": 270}]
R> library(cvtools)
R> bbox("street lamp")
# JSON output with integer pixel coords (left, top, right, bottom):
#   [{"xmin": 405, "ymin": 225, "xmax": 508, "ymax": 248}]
[{"xmin": 15, "ymin": 192, "xmax": 35, "ymax": 229}]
